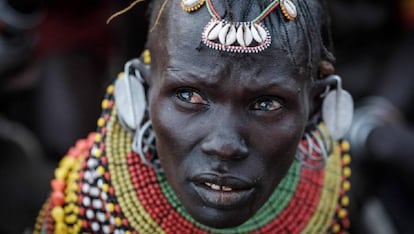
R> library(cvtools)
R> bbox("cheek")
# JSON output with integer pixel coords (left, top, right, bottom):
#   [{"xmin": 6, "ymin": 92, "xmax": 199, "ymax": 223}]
[
  {"xmin": 148, "ymin": 95, "xmax": 198, "ymax": 172},
  {"xmin": 251, "ymin": 117, "xmax": 305, "ymax": 182}
]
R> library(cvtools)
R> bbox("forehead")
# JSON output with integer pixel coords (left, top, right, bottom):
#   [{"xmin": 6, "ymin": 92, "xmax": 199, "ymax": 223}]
[{"xmin": 148, "ymin": 1, "xmax": 314, "ymax": 85}]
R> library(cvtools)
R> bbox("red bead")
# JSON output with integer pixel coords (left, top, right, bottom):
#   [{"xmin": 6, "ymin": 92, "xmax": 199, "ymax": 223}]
[
  {"xmin": 79, "ymin": 207, "xmax": 86, "ymax": 216},
  {"xmin": 51, "ymin": 191, "xmax": 65, "ymax": 206}
]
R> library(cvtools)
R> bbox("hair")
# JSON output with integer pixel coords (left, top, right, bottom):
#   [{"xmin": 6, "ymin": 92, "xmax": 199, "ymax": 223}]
[{"xmin": 111, "ymin": 0, "xmax": 335, "ymax": 80}]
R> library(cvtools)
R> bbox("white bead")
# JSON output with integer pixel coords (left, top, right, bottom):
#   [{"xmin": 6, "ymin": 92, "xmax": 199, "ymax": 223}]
[
  {"xmin": 86, "ymin": 209, "xmax": 95, "ymax": 219},
  {"xmin": 82, "ymin": 183, "xmax": 90, "ymax": 193},
  {"xmin": 91, "ymin": 222, "xmax": 100, "ymax": 232},
  {"xmin": 89, "ymin": 187, "xmax": 100, "ymax": 197},
  {"xmin": 97, "ymin": 178, "xmax": 104, "ymax": 187},
  {"xmin": 102, "ymin": 225, "xmax": 111, "ymax": 234},
  {"xmin": 97, "ymin": 212, "xmax": 106, "ymax": 222},
  {"xmin": 101, "ymin": 192, "xmax": 108, "ymax": 200},
  {"xmin": 93, "ymin": 199, "xmax": 103, "ymax": 209},
  {"xmin": 87, "ymin": 158, "xmax": 98, "ymax": 169},
  {"xmin": 110, "ymin": 216, "xmax": 116, "ymax": 225},
  {"xmin": 83, "ymin": 197, "xmax": 91, "ymax": 206}
]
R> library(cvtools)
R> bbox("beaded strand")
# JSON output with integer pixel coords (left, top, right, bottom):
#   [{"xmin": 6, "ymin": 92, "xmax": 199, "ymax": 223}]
[{"xmin": 34, "ymin": 81, "xmax": 351, "ymax": 234}]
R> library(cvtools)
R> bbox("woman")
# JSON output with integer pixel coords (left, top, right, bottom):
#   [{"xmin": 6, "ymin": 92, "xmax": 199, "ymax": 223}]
[{"xmin": 34, "ymin": 0, "xmax": 353, "ymax": 233}]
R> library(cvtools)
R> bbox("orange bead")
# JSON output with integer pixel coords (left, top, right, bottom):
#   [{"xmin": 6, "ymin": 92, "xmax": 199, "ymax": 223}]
[{"xmin": 51, "ymin": 179, "xmax": 66, "ymax": 192}]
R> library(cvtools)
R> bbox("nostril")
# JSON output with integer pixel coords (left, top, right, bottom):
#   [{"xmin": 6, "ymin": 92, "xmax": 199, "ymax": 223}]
[{"xmin": 201, "ymin": 135, "xmax": 248, "ymax": 160}]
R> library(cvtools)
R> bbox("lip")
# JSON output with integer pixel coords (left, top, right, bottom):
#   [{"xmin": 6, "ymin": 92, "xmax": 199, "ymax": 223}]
[{"xmin": 190, "ymin": 173, "xmax": 255, "ymax": 209}]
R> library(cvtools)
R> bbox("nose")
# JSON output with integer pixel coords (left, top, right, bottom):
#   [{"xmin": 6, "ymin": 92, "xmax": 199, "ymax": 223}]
[{"xmin": 201, "ymin": 127, "xmax": 249, "ymax": 160}]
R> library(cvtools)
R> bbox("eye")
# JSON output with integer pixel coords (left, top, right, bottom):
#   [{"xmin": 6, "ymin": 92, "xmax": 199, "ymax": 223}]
[
  {"xmin": 176, "ymin": 88, "xmax": 208, "ymax": 105},
  {"xmin": 251, "ymin": 98, "xmax": 283, "ymax": 111}
]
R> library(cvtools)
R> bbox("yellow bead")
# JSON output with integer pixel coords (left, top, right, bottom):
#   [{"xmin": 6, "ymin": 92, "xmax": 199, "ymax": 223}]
[
  {"xmin": 102, "ymin": 99, "xmax": 109, "ymax": 109},
  {"xmin": 343, "ymin": 167, "xmax": 352, "ymax": 178},
  {"xmin": 64, "ymin": 157, "xmax": 76, "ymax": 167},
  {"xmin": 55, "ymin": 222, "xmax": 67, "ymax": 234},
  {"xmin": 95, "ymin": 133, "xmax": 102, "ymax": 142},
  {"xmin": 115, "ymin": 217, "xmax": 122, "ymax": 226},
  {"xmin": 341, "ymin": 196, "xmax": 350, "ymax": 206},
  {"xmin": 143, "ymin": 49, "xmax": 151, "ymax": 65},
  {"xmin": 107, "ymin": 84, "xmax": 115, "ymax": 94},
  {"xmin": 107, "ymin": 203, "xmax": 114, "ymax": 212},
  {"xmin": 51, "ymin": 207, "xmax": 65, "ymax": 222},
  {"xmin": 125, "ymin": 231, "xmax": 132, "ymax": 234},
  {"xmin": 338, "ymin": 208, "xmax": 348, "ymax": 218},
  {"xmin": 94, "ymin": 148, "xmax": 102, "ymax": 157},
  {"xmin": 102, "ymin": 183, "xmax": 109, "ymax": 192},
  {"xmin": 65, "ymin": 214, "xmax": 77, "ymax": 224},
  {"xmin": 97, "ymin": 166, "xmax": 105, "ymax": 175},
  {"xmin": 332, "ymin": 224, "xmax": 341, "ymax": 233},
  {"xmin": 117, "ymin": 72, "xmax": 125, "ymax": 79},
  {"xmin": 342, "ymin": 154, "xmax": 351, "ymax": 165},
  {"xmin": 342, "ymin": 181, "xmax": 351, "ymax": 191},
  {"xmin": 63, "ymin": 203, "xmax": 74, "ymax": 213},
  {"xmin": 54, "ymin": 168, "xmax": 67, "ymax": 180},
  {"xmin": 341, "ymin": 140, "xmax": 350, "ymax": 152},
  {"xmin": 97, "ymin": 117, "xmax": 105, "ymax": 127}
]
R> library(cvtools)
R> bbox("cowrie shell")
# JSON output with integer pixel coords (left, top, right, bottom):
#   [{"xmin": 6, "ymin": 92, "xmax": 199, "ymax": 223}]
[
  {"xmin": 251, "ymin": 23, "xmax": 267, "ymax": 43},
  {"xmin": 219, "ymin": 23, "xmax": 231, "ymax": 45},
  {"xmin": 225, "ymin": 24, "xmax": 237, "ymax": 45},
  {"xmin": 281, "ymin": 0, "xmax": 297, "ymax": 20},
  {"xmin": 182, "ymin": 0, "xmax": 200, "ymax": 6},
  {"xmin": 251, "ymin": 24, "xmax": 262, "ymax": 43},
  {"xmin": 181, "ymin": 0, "xmax": 205, "ymax": 12},
  {"xmin": 236, "ymin": 24, "xmax": 253, "ymax": 47},
  {"xmin": 207, "ymin": 21, "xmax": 222, "ymax": 40}
]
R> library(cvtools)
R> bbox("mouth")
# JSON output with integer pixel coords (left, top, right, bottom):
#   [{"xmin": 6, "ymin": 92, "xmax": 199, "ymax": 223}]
[{"xmin": 190, "ymin": 174, "xmax": 255, "ymax": 209}]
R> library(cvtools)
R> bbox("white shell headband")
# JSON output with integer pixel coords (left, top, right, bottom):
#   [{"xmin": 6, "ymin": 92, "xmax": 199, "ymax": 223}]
[{"xmin": 181, "ymin": 0, "xmax": 298, "ymax": 53}]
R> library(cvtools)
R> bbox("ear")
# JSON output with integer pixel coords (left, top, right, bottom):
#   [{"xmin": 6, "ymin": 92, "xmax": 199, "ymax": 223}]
[
  {"xmin": 139, "ymin": 49, "xmax": 152, "ymax": 85},
  {"xmin": 307, "ymin": 61, "xmax": 336, "ymax": 125}
]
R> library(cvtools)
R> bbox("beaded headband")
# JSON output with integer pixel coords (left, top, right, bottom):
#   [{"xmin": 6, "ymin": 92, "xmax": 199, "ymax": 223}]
[{"xmin": 181, "ymin": 0, "xmax": 298, "ymax": 53}]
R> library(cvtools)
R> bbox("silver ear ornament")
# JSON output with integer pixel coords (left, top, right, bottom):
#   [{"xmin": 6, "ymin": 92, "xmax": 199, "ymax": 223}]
[
  {"xmin": 321, "ymin": 75, "xmax": 354, "ymax": 140},
  {"xmin": 132, "ymin": 120, "xmax": 161, "ymax": 171},
  {"xmin": 114, "ymin": 59, "xmax": 147, "ymax": 132},
  {"xmin": 296, "ymin": 128, "xmax": 329, "ymax": 170},
  {"xmin": 114, "ymin": 58, "xmax": 161, "ymax": 171}
]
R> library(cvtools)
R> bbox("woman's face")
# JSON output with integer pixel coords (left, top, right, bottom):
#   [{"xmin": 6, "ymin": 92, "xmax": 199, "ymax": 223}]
[{"xmin": 146, "ymin": 2, "xmax": 314, "ymax": 229}]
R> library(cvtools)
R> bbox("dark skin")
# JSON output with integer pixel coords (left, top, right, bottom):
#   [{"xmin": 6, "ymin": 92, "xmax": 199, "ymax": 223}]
[{"xmin": 139, "ymin": 1, "xmax": 328, "ymax": 229}]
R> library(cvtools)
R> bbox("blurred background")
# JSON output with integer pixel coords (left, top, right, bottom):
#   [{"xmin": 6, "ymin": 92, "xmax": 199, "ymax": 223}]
[{"xmin": 0, "ymin": 0, "xmax": 413, "ymax": 233}]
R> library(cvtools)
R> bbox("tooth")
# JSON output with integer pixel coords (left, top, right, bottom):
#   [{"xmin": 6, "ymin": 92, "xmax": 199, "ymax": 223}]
[
  {"xmin": 211, "ymin": 184, "xmax": 221, "ymax": 190},
  {"xmin": 222, "ymin": 186, "xmax": 232, "ymax": 191},
  {"xmin": 205, "ymin": 182, "xmax": 212, "ymax": 187}
]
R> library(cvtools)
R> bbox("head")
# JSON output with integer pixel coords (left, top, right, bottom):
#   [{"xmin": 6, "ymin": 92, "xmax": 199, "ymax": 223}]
[{"xmin": 134, "ymin": 0, "xmax": 334, "ymax": 229}]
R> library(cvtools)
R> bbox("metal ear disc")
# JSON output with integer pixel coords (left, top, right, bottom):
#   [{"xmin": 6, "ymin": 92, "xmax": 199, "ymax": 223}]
[
  {"xmin": 114, "ymin": 59, "xmax": 147, "ymax": 132},
  {"xmin": 322, "ymin": 75, "xmax": 354, "ymax": 140}
]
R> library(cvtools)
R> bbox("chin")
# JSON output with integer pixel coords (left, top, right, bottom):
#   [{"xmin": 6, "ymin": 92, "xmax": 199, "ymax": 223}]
[{"xmin": 189, "ymin": 206, "xmax": 251, "ymax": 229}]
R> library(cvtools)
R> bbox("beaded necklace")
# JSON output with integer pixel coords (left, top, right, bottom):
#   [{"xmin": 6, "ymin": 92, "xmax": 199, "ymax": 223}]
[
  {"xmin": 34, "ymin": 81, "xmax": 351, "ymax": 234},
  {"xmin": 201, "ymin": 0, "xmax": 297, "ymax": 53}
]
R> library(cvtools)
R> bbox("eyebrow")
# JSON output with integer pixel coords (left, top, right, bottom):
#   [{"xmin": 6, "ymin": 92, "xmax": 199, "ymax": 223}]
[
  {"xmin": 163, "ymin": 67, "xmax": 223, "ymax": 88},
  {"xmin": 164, "ymin": 66, "xmax": 303, "ymax": 97}
]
